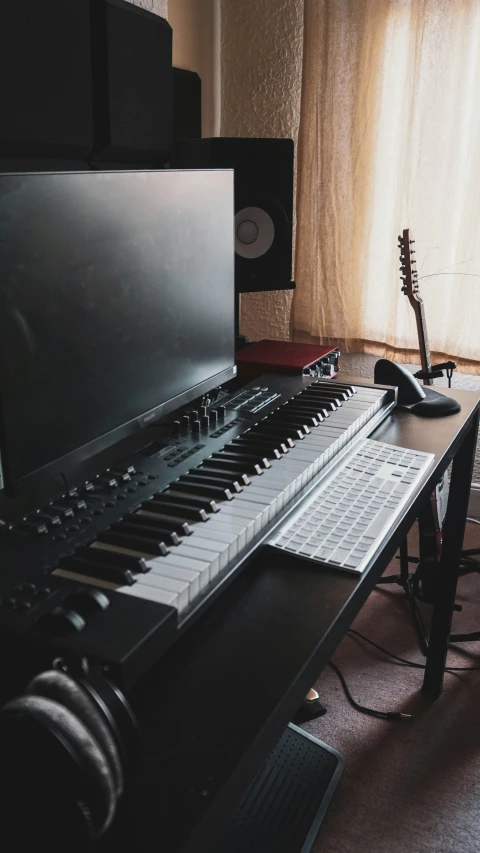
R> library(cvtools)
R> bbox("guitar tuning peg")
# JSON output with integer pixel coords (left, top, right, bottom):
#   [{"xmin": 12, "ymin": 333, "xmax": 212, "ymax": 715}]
[
  {"xmin": 397, "ymin": 235, "xmax": 402, "ymax": 242},
  {"xmin": 399, "ymin": 266, "xmax": 406, "ymax": 272},
  {"xmin": 409, "ymin": 239, "xmax": 415, "ymax": 244}
]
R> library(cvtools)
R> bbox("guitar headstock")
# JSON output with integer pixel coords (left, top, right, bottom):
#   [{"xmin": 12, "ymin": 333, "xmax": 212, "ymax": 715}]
[{"xmin": 398, "ymin": 228, "xmax": 421, "ymax": 306}]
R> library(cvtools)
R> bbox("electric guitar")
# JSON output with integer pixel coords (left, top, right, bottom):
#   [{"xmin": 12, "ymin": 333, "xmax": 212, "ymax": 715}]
[
  {"xmin": 398, "ymin": 228, "xmax": 448, "ymax": 558},
  {"xmin": 398, "ymin": 228, "xmax": 439, "ymax": 385}
]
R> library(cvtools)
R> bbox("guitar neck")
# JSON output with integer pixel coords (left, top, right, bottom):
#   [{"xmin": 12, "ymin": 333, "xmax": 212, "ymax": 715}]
[{"xmin": 414, "ymin": 299, "xmax": 433, "ymax": 385}]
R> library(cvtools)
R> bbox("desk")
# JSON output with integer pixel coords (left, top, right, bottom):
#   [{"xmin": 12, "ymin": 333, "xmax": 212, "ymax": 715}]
[{"xmin": 114, "ymin": 382, "xmax": 480, "ymax": 853}]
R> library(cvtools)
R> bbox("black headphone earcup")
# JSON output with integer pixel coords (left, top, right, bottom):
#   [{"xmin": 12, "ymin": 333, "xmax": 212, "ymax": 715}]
[
  {"xmin": 26, "ymin": 669, "xmax": 123, "ymax": 798},
  {"xmin": 1, "ymin": 694, "xmax": 116, "ymax": 837}
]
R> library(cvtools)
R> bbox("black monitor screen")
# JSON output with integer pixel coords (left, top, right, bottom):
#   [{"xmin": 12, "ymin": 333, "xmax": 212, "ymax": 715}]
[{"xmin": 0, "ymin": 169, "xmax": 235, "ymax": 485}]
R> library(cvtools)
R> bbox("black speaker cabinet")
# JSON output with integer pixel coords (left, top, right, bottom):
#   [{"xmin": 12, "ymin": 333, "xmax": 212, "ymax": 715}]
[
  {"xmin": 0, "ymin": 0, "xmax": 172, "ymax": 165},
  {"xmin": 0, "ymin": 0, "xmax": 93, "ymax": 159},
  {"xmin": 90, "ymin": 0, "xmax": 172, "ymax": 164},
  {"xmin": 174, "ymin": 137, "xmax": 294, "ymax": 293},
  {"xmin": 172, "ymin": 68, "xmax": 202, "ymax": 147}
]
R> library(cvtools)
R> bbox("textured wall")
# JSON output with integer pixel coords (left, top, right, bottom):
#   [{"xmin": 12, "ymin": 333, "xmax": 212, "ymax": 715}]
[
  {"xmin": 168, "ymin": 0, "xmax": 219, "ymax": 136},
  {"xmin": 221, "ymin": 0, "xmax": 304, "ymax": 342},
  {"xmin": 124, "ymin": 0, "xmax": 168, "ymax": 16}
]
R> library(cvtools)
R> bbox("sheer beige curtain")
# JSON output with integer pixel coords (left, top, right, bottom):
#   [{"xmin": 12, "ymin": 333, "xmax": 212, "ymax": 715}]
[{"xmin": 292, "ymin": 0, "xmax": 480, "ymax": 373}]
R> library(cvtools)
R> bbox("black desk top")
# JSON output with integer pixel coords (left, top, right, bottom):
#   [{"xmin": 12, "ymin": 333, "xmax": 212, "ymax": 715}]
[{"xmin": 123, "ymin": 382, "xmax": 480, "ymax": 853}]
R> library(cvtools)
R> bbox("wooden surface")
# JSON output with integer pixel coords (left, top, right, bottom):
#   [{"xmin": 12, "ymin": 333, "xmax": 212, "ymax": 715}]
[{"xmin": 111, "ymin": 382, "xmax": 480, "ymax": 853}]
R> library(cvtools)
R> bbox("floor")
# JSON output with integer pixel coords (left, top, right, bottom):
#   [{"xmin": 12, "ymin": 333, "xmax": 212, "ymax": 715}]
[{"xmin": 307, "ymin": 491, "xmax": 480, "ymax": 853}]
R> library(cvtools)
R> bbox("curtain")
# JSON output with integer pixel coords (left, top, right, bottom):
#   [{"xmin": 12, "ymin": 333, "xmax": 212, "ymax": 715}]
[{"xmin": 292, "ymin": 0, "xmax": 480, "ymax": 374}]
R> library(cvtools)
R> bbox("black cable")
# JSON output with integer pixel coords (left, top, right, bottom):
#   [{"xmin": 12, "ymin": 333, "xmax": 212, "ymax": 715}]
[
  {"xmin": 325, "ymin": 629, "xmax": 480, "ymax": 724},
  {"xmin": 347, "ymin": 629, "xmax": 425, "ymax": 668},
  {"xmin": 327, "ymin": 661, "xmax": 412, "ymax": 721},
  {"xmin": 347, "ymin": 628, "xmax": 480, "ymax": 671}
]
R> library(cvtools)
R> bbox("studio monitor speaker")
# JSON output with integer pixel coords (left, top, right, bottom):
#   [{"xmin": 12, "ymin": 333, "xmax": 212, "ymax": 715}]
[
  {"xmin": 173, "ymin": 137, "xmax": 294, "ymax": 293},
  {"xmin": 172, "ymin": 68, "xmax": 202, "ymax": 147},
  {"xmin": 0, "ymin": 0, "xmax": 173, "ymax": 165},
  {"xmin": 0, "ymin": 0, "xmax": 93, "ymax": 159},
  {"xmin": 90, "ymin": 0, "xmax": 173, "ymax": 164}
]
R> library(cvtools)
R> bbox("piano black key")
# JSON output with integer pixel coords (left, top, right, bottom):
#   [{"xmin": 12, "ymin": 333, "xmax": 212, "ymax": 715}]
[
  {"xmin": 59, "ymin": 555, "xmax": 136, "ymax": 585},
  {"xmin": 96, "ymin": 530, "xmax": 170, "ymax": 556},
  {"xmin": 179, "ymin": 473, "xmax": 243, "ymax": 493},
  {"xmin": 159, "ymin": 492, "xmax": 219, "ymax": 513},
  {"xmin": 111, "ymin": 521, "xmax": 179, "ymax": 547},
  {"xmin": 315, "ymin": 380, "xmax": 355, "ymax": 396},
  {"xmin": 281, "ymin": 406, "xmax": 323, "ymax": 424},
  {"xmin": 270, "ymin": 409, "xmax": 319, "ymax": 427},
  {"xmin": 169, "ymin": 481, "xmax": 234, "ymax": 501},
  {"xmin": 253, "ymin": 423, "xmax": 306, "ymax": 441},
  {"xmin": 76, "ymin": 545, "xmax": 149, "ymax": 573},
  {"xmin": 120, "ymin": 515, "xmax": 182, "ymax": 543},
  {"xmin": 287, "ymin": 399, "xmax": 332, "ymax": 417},
  {"xmin": 136, "ymin": 512, "xmax": 193, "ymax": 535},
  {"xmin": 146, "ymin": 498, "xmax": 209, "ymax": 522},
  {"xmin": 308, "ymin": 386, "xmax": 348, "ymax": 403},
  {"xmin": 229, "ymin": 439, "xmax": 283, "ymax": 458},
  {"xmin": 267, "ymin": 417, "xmax": 312, "ymax": 434},
  {"xmin": 203, "ymin": 457, "xmax": 263, "ymax": 477},
  {"xmin": 296, "ymin": 395, "xmax": 338, "ymax": 412},
  {"xmin": 213, "ymin": 450, "xmax": 271, "ymax": 469},
  {"xmin": 247, "ymin": 430, "xmax": 295, "ymax": 448},
  {"xmin": 198, "ymin": 466, "xmax": 251, "ymax": 486}
]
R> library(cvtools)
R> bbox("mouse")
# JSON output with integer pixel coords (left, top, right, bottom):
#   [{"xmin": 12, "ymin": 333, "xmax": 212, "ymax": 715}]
[{"xmin": 374, "ymin": 359, "xmax": 426, "ymax": 405}]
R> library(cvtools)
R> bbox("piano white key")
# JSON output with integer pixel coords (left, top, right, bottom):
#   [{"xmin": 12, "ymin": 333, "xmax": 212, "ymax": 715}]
[
  {"xmin": 247, "ymin": 482, "xmax": 287, "ymax": 511},
  {"xmin": 234, "ymin": 492, "xmax": 277, "ymax": 524},
  {"xmin": 220, "ymin": 503, "xmax": 265, "ymax": 535},
  {"xmin": 205, "ymin": 516, "xmax": 252, "ymax": 550},
  {"xmin": 146, "ymin": 561, "xmax": 201, "ymax": 599},
  {"xmin": 116, "ymin": 582, "xmax": 179, "ymax": 609},
  {"xmin": 172, "ymin": 540, "xmax": 228, "ymax": 577},
  {"xmin": 133, "ymin": 573, "xmax": 189, "ymax": 611},
  {"xmin": 185, "ymin": 524, "xmax": 239, "ymax": 561},
  {"xmin": 150, "ymin": 552, "xmax": 212, "ymax": 584}
]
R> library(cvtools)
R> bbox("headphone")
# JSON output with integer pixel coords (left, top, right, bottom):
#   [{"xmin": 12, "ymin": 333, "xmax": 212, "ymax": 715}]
[{"xmin": 0, "ymin": 660, "xmax": 139, "ymax": 846}]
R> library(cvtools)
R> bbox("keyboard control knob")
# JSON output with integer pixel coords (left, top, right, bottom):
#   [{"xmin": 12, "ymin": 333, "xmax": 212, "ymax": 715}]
[
  {"xmin": 36, "ymin": 607, "xmax": 86, "ymax": 637},
  {"xmin": 172, "ymin": 420, "xmax": 181, "ymax": 437},
  {"xmin": 180, "ymin": 416, "xmax": 190, "ymax": 431},
  {"xmin": 209, "ymin": 410, "xmax": 218, "ymax": 425},
  {"xmin": 217, "ymin": 406, "xmax": 226, "ymax": 420},
  {"xmin": 200, "ymin": 406, "xmax": 208, "ymax": 418},
  {"xmin": 63, "ymin": 588, "xmax": 110, "ymax": 616},
  {"xmin": 192, "ymin": 420, "xmax": 201, "ymax": 435},
  {"xmin": 189, "ymin": 410, "xmax": 199, "ymax": 423},
  {"xmin": 200, "ymin": 416, "xmax": 210, "ymax": 429}
]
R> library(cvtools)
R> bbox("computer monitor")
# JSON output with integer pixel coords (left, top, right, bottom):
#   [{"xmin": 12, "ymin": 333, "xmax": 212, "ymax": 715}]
[{"xmin": 0, "ymin": 169, "xmax": 235, "ymax": 493}]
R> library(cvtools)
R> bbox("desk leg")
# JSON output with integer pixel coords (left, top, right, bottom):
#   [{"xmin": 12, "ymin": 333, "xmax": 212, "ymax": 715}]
[{"xmin": 423, "ymin": 412, "xmax": 480, "ymax": 698}]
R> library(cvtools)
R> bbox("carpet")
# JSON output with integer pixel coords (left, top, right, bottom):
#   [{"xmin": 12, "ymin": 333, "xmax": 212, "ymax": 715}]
[{"xmin": 306, "ymin": 491, "xmax": 480, "ymax": 853}]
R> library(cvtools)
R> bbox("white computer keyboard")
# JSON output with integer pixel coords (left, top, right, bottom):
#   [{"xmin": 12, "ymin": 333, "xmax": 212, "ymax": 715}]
[{"xmin": 269, "ymin": 439, "xmax": 434, "ymax": 573}]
